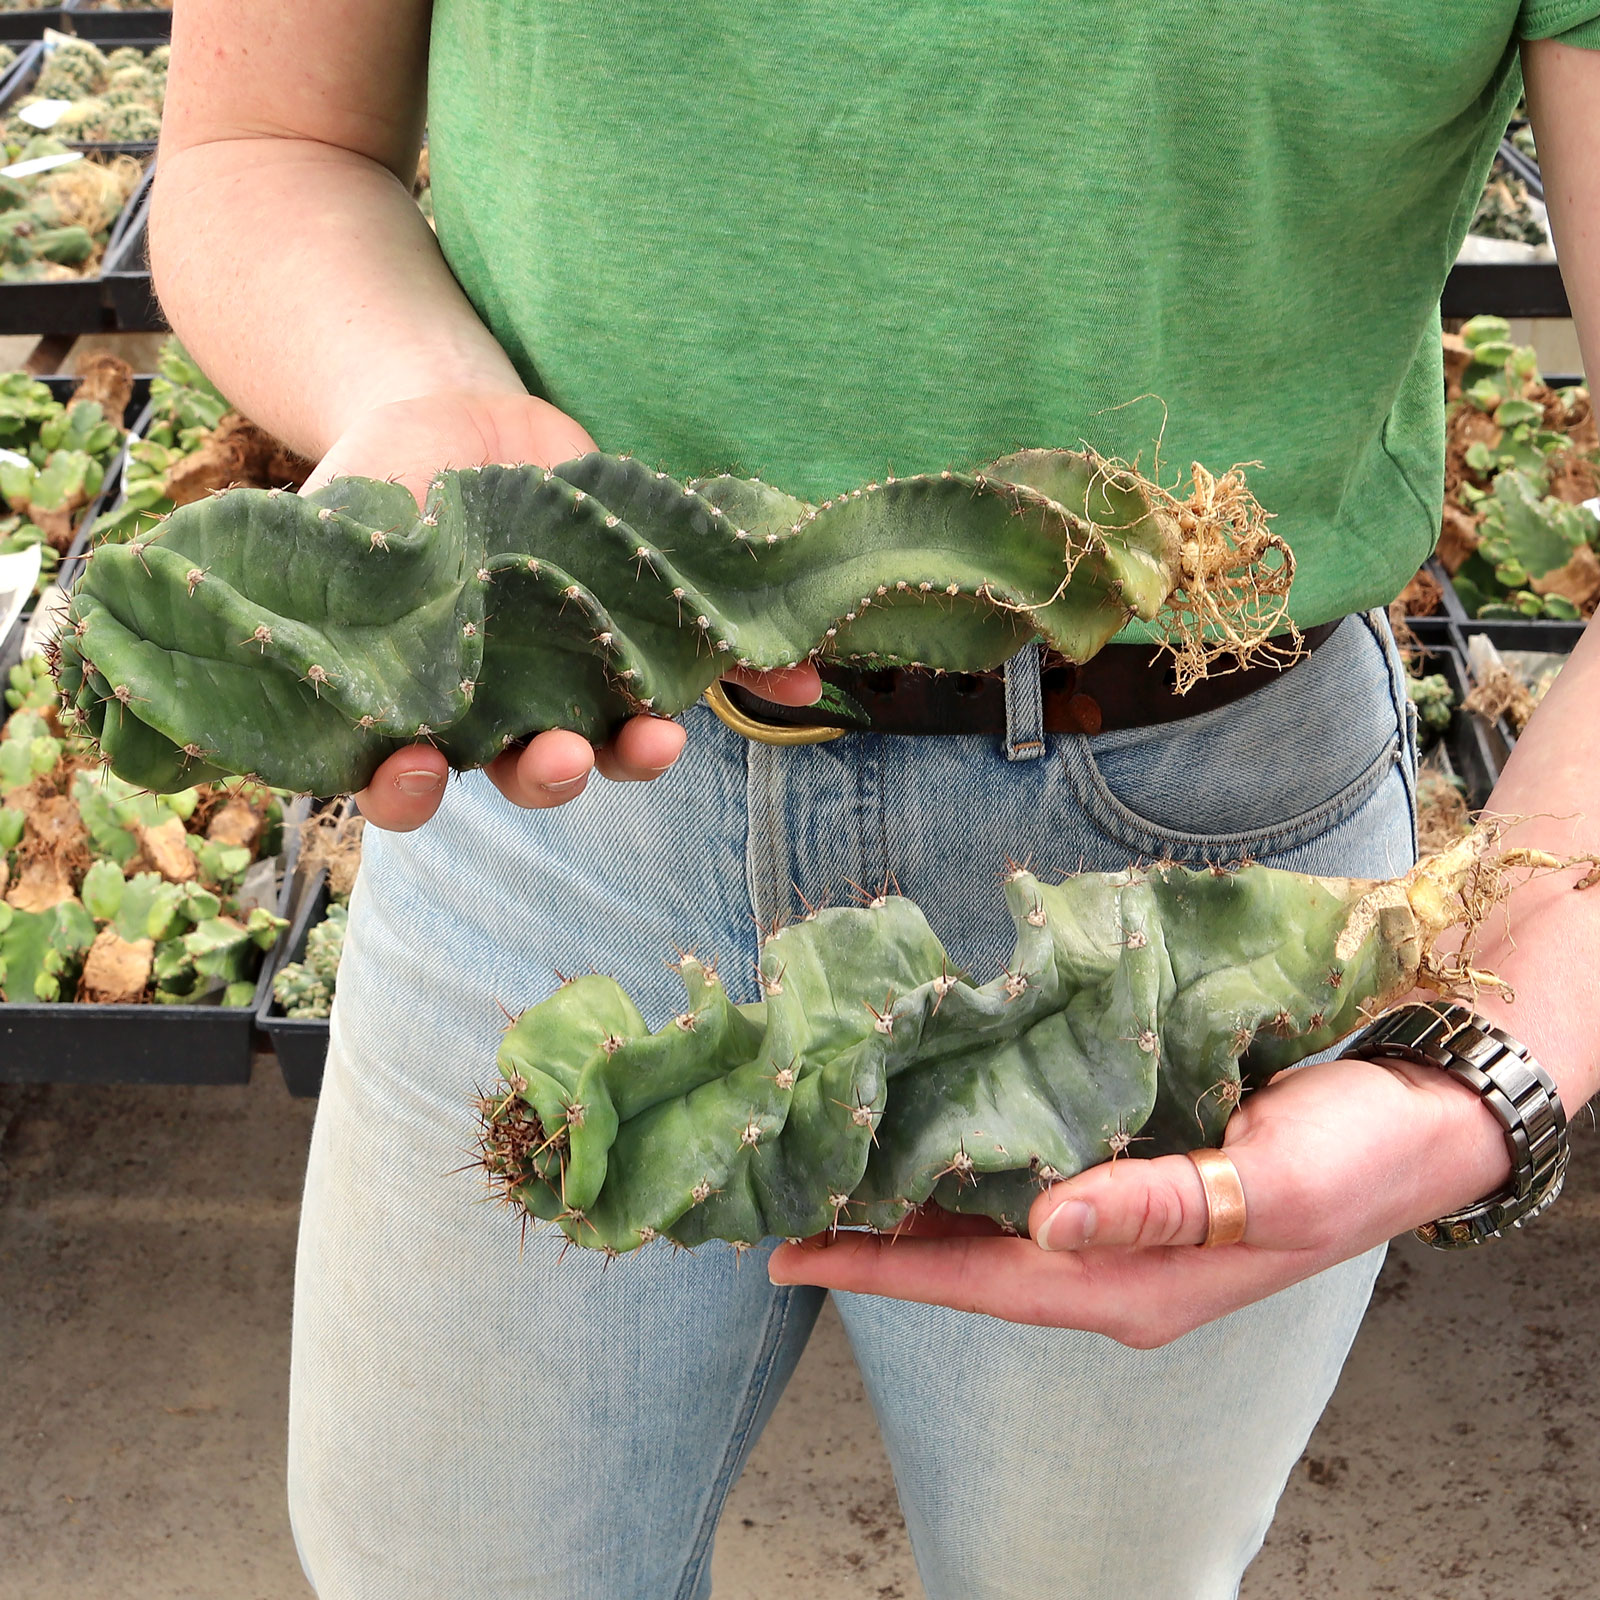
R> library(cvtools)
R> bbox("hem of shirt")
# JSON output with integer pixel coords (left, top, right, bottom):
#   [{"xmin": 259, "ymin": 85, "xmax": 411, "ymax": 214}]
[{"xmin": 1518, "ymin": 0, "xmax": 1600, "ymax": 40}]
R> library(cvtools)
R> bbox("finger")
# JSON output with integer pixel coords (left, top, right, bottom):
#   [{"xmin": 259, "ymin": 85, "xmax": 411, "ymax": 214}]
[
  {"xmin": 353, "ymin": 745, "xmax": 450, "ymax": 832},
  {"xmin": 1028, "ymin": 1153, "xmax": 1227, "ymax": 1252},
  {"xmin": 486, "ymin": 729, "xmax": 596, "ymax": 808},
  {"xmin": 592, "ymin": 715, "xmax": 687, "ymax": 782},
  {"xmin": 784, "ymin": 1207, "xmax": 1005, "ymax": 1252},
  {"xmin": 768, "ymin": 1228, "xmax": 1320, "ymax": 1342},
  {"xmin": 724, "ymin": 663, "xmax": 823, "ymax": 707}
]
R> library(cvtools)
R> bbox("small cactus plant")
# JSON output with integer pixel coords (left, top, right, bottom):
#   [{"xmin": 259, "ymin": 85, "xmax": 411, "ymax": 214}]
[
  {"xmin": 476, "ymin": 825, "xmax": 1594, "ymax": 1251},
  {"xmin": 58, "ymin": 449, "xmax": 1296, "ymax": 796},
  {"xmin": 271, "ymin": 900, "xmax": 347, "ymax": 1019}
]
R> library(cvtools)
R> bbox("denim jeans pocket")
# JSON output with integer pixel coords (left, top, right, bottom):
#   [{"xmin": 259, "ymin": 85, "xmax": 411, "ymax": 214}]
[{"xmin": 1060, "ymin": 612, "xmax": 1414, "ymax": 863}]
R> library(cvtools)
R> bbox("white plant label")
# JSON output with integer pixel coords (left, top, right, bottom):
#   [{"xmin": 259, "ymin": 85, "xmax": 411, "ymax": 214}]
[
  {"xmin": 18, "ymin": 99, "xmax": 73, "ymax": 131},
  {"xmin": 0, "ymin": 150, "xmax": 84, "ymax": 180}
]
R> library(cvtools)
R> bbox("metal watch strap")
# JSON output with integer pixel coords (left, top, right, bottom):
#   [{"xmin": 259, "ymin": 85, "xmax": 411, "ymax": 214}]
[{"xmin": 1342, "ymin": 1002, "xmax": 1569, "ymax": 1249}]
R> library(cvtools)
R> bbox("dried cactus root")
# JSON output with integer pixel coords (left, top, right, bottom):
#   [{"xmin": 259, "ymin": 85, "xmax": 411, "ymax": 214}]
[
  {"xmin": 475, "ymin": 822, "xmax": 1596, "ymax": 1253},
  {"xmin": 56, "ymin": 448, "xmax": 1295, "ymax": 796}
]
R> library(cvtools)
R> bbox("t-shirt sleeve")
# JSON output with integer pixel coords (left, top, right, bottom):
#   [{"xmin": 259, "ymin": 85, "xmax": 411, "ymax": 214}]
[{"xmin": 1518, "ymin": 0, "xmax": 1600, "ymax": 42}]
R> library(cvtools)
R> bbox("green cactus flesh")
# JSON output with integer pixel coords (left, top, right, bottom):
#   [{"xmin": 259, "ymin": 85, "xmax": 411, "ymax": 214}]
[
  {"xmin": 478, "ymin": 831, "xmax": 1520, "ymax": 1253},
  {"xmin": 56, "ymin": 450, "xmax": 1293, "ymax": 796}
]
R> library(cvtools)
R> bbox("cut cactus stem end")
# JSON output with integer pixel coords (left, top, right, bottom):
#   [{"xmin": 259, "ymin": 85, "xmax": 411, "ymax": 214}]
[
  {"xmin": 57, "ymin": 448, "xmax": 1296, "ymax": 797},
  {"xmin": 472, "ymin": 822, "xmax": 1596, "ymax": 1255}
]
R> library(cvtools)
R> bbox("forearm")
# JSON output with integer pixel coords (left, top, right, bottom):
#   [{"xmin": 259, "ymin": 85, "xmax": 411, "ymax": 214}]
[
  {"xmin": 150, "ymin": 0, "xmax": 525, "ymax": 461},
  {"xmin": 149, "ymin": 142, "xmax": 525, "ymax": 461},
  {"xmin": 1461, "ymin": 626, "xmax": 1600, "ymax": 1106},
  {"xmin": 1461, "ymin": 41, "xmax": 1600, "ymax": 1110}
]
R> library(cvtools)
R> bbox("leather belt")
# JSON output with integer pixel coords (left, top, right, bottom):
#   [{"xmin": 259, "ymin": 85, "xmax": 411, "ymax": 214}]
[{"xmin": 713, "ymin": 619, "xmax": 1343, "ymax": 741}]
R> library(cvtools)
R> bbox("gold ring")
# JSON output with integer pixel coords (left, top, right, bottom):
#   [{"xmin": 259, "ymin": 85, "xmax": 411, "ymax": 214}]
[
  {"xmin": 703, "ymin": 680, "xmax": 847, "ymax": 746},
  {"xmin": 1186, "ymin": 1148, "xmax": 1248, "ymax": 1248}
]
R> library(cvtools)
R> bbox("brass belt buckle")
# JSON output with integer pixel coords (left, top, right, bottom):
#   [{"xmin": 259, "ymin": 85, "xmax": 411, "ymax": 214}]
[{"xmin": 702, "ymin": 680, "xmax": 848, "ymax": 745}]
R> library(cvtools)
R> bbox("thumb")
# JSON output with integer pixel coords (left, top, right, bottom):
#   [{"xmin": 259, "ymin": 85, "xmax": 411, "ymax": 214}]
[{"xmin": 1029, "ymin": 1153, "xmax": 1228, "ymax": 1252}]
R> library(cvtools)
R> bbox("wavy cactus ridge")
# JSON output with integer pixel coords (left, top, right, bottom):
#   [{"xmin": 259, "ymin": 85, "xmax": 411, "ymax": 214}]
[
  {"xmin": 56, "ymin": 449, "xmax": 1293, "ymax": 796},
  {"xmin": 474, "ymin": 832, "xmax": 1555, "ymax": 1255}
]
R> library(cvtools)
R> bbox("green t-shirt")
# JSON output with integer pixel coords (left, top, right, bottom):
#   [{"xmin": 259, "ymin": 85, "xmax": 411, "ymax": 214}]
[{"xmin": 427, "ymin": 2, "xmax": 1599, "ymax": 628}]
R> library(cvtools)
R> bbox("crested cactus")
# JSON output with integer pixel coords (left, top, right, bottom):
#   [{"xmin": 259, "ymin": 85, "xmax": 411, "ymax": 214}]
[
  {"xmin": 58, "ymin": 449, "xmax": 1295, "ymax": 796},
  {"xmin": 477, "ymin": 826, "xmax": 1593, "ymax": 1252}
]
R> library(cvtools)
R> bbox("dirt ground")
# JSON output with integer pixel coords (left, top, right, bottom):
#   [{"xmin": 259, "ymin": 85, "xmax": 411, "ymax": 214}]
[{"xmin": 2, "ymin": 1057, "xmax": 1596, "ymax": 1600}]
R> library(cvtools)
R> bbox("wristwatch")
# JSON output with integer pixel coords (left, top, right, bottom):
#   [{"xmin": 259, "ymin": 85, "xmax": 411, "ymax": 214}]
[{"xmin": 1341, "ymin": 1001, "xmax": 1569, "ymax": 1249}]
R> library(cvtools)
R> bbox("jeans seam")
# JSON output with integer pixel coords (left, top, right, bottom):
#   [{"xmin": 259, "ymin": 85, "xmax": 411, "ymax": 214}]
[
  {"xmin": 676, "ymin": 1284, "xmax": 798, "ymax": 1600},
  {"xmin": 1365, "ymin": 607, "xmax": 1421, "ymax": 865}
]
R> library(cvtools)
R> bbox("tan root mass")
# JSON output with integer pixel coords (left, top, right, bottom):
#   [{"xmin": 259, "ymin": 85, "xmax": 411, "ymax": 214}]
[
  {"xmin": 1089, "ymin": 454, "xmax": 1298, "ymax": 694},
  {"xmin": 137, "ymin": 815, "xmax": 197, "ymax": 882},
  {"xmin": 205, "ymin": 798, "xmax": 264, "ymax": 851},
  {"xmin": 79, "ymin": 928, "xmax": 154, "ymax": 1004},
  {"xmin": 164, "ymin": 413, "xmax": 314, "ymax": 507},
  {"xmin": 296, "ymin": 806, "xmax": 365, "ymax": 900},
  {"xmin": 1463, "ymin": 667, "xmax": 1535, "ymax": 734},
  {"xmin": 70, "ymin": 352, "xmax": 134, "ymax": 423},
  {"xmin": 1415, "ymin": 762, "xmax": 1472, "ymax": 857},
  {"xmin": 1395, "ymin": 819, "xmax": 1600, "ymax": 1002},
  {"xmin": 5, "ymin": 859, "xmax": 77, "ymax": 912}
]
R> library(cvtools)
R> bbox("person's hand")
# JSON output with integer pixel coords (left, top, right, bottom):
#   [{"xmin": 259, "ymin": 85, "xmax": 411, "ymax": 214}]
[
  {"xmin": 303, "ymin": 390, "xmax": 822, "ymax": 830},
  {"xmin": 767, "ymin": 1055, "xmax": 1511, "ymax": 1345}
]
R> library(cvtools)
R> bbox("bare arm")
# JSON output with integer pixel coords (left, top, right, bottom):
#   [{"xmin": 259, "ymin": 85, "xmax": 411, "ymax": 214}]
[
  {"xmin": 1461, "ymin": 36, "xmax": 1600, "ymax": 1100},
  {"xmin": 151, "ymin": 0, "xmax": 527, "ymax": 460}
]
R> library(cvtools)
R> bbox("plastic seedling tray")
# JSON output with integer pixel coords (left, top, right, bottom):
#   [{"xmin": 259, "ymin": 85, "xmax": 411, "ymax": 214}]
[
  {"xmin": 62, "ymin": 0, "xmax": 170, "ymax": 42},
  {"xmin": 1456, "ymin": 617, "xmax": 1583, "ymax": 766},
  {"xmin": 0, "ymin": 31, "xmax": 163, "ymax": 152},
  {"xmin": 0, "ymin": 16, "xmax": 67, "ymax": 43},
  {"xmin": 0, "ymin": 869, "xmax": 286, "ymax": 1087},
  {"xmin": 0, "ymin": 369, "xmax": 152, "ymax": 656},
  {"xmin": 101, "ymin": 160, "xmax": 159, "ymax": 330},
  {"xmin": 1404, "ymin": 622, "xmax": 1501, "ymax": 812},
  {"xmin": 0, "ymin": 797, "xmax": 304, "ymax": 1086},
  {"xmin": 1442, "ymin": 262, "xmax": 1569, "ymax": 320},
  {"xmin": 256, "ymin": 870, "xmax": 332, "ymax": 1098},
  {"xmin": 0, "ymin": 153, "xmax": 150, "ymax": 334},
  {"xmin": 0, "ymin": 33, "xmax": 163, "ymax": 155},
  {"xmin": 1443, "ymin": 137, "xmax": 1568, "ymax": 319}
]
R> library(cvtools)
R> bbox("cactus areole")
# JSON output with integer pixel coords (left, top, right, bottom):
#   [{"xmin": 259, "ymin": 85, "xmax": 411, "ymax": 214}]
[
  {"xmin": 54, "ymin": 449, "xmax": 1294, "ymax": 796},
  {"xmin": 476, "ymin": 826, "xmax": 1589, "ymax": 1254}
]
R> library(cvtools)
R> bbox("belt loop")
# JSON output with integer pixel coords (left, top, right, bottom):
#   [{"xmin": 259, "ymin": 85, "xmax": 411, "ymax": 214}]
[{"xmin": 1002, "ymin": 641, "xmax": 1045, "ymax": 761}]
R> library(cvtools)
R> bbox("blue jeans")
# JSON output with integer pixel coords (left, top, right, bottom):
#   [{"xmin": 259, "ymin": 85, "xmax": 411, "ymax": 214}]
[{"xmin": 288, "ymin": 611, "xmax": 1419, "ymax": 1599}]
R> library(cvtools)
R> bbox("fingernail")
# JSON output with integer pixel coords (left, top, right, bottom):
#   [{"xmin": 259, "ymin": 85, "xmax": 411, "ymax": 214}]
[
  {"xmin": 539, "ymin": 774, "xmax": 588, "ymax": 796},
  {"xmin": 1036, "ymin": 1199, "xmax": 1095, "ymax": 1252},
  {"xmin": 394, "ymin": 770, "xmax": 444, "ymax": 796}
]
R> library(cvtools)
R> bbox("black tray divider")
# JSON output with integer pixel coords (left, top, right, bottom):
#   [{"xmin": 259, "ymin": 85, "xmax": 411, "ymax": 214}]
[{"xmin": 62, "ymin": 0, "xmax": 171, "ymax": 43}]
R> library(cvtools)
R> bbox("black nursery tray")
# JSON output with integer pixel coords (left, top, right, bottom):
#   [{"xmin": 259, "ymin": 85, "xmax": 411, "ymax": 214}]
[
  {"xmin": 1404, "ymin": 618, "xmax": 1503, "ymax": 810},
  {"xmin": 1443, "ymin": 137, "xmax": 1568, "ymax": 320},
  {"xmin": 62, "ymin": 0, "xmax": 170, "ymax": 42},
  {"xmin": 1455, "ymin": 616, "xmax": 1584, "ymax": 767},
  {"xmin": 0, "ymin": 151, "xmax": 150, "ymax": 334},
  {"xmin": 0, "ymin": 15, "xmax": 67, "ymax": 43},
  {"xmin": 0, "ymin": 796, "xmax": 302, "ymax": 1086},
  {"xmin": 256, "ymin": 869, "xmax": 331, "ymax": 1099},
  {"xmin": 100, "ymin": 158, "xmax": 159, "ymax": 330},
  {"xmin": 0, "ymin": 368, "xmax": 152, "ymax": 658},
  {"xmin": 0, "ymin": 994, "xmax": 264, "ymax": 1085},
  {"xmin": 0, "ymin": 33, "xmax": 164, "ymax": 156},
  {"xmin": 0, "ymin": 873, "xmax": 283, "ymax": 1087}
]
